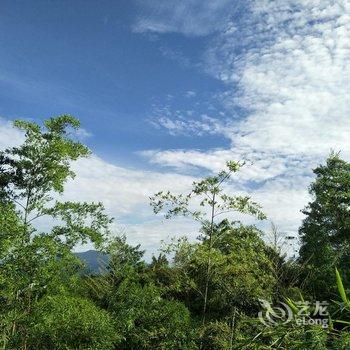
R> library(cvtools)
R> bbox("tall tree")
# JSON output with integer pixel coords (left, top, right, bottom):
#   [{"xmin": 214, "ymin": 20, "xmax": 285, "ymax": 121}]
[
  {"xmin": 299, "ymin": 153, "xmax": 350, "ymax": 298},
  {"xmin": 0, "ymin": 116, "xmax": 112, "ymax": 349},
  {"xmin": 150, "ymin": 161, "xmax": 266, "ymax": 328}
]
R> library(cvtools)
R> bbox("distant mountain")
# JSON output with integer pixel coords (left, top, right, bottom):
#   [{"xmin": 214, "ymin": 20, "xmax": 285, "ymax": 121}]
[{"xmin": 74, "ymin": 250, "xmax": 109, "ymax": 274}]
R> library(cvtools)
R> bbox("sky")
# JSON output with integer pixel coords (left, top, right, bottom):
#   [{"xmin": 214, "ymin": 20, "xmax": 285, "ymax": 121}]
[{"xmin": 1, "ymin": 0, "xmax": 349, "ymax": 257}]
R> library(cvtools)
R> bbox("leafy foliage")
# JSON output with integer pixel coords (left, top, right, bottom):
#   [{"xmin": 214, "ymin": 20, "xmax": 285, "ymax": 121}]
[
  {"xmin": 0, "ymin": 116, "xmax": 112, "ymax": 349},
  {"xmin": 2, "ymin": 116, "xmax": 350, "ymax": 349},
  {"xmin": 150, "ymin": 161, "xmax": 266, "ymax": 327},
  {"xmin": 299, "ymin": 153, "xmax": 350, "ymax": 299},
  {"xmin": 28, "ymin": 294, "xmax": 118, "ymax": 350}
]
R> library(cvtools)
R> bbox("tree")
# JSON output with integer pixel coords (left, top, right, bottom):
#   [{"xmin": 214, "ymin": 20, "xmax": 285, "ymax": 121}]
[
  {"xmin": 160, "ymin": 220, "xmax": 276, "ymax": 348},
  {"xmin": 150, "ymin": 161, "xmax": 266, "ymax": 327},
  {"xmin": 0, "ymin": 115, "xmax": 112, "ymax": 349},
  {"xmin": 299, "ymin": 153, "xmax": 350, "ymax": 298},
  {"xmin": 107, "ymin": 234, "xmax": 145, "ymax": 275}
]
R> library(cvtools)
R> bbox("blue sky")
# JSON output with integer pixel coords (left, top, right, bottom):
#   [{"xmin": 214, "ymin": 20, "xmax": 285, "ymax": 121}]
[
  {"xmin": 0, "ymin": 0, "xmax": 230, "ymax": 166},
  {"xmin": 1, "ymin": 0, "xmax": 349, "ymax": 256}
]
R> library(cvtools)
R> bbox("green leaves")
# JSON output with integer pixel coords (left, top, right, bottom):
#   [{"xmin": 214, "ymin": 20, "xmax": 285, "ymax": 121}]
[
  {"xmin": 218, "ymin": 194, "xmax": 266, "ymax": 220},
  {"xmin": 2, "ymin": 115, "xmax": 90, "ymax": 212},
  {"xmin": 46, "ymin": 201, "xmax": 112, "ymax": 248},
  {"xmin": 150, "ymin": 160, "xmax": 266, "ymax": 228},
  {"xmin": 299, "ymin": 153, "xmax": 350, "ymax": 300},
  {"xmin": 150, "ymin": 160, "xmax": 266, "ymax": 328},
  {"xmin": 0, "ymin": 202, "xmax": 26, "ymax": 257},
  {"xmin": 28, "ymin": 294, "xmax": 118, "ymax": 349},
  {"xmin": 226, "ymin": 160, "xmax": 245, "ymax": 173},
  {"xmin": 107, "ymin": 279, "xmax": 193, "ymax": 350},
  {"xmin": 150, "ymin": 191, "xmax": 193, "ymax": 219},
  {"xmin": 335, "ymin": 268, "xmax": 350, "ymax": 309},
  {"xmin": 44, "ymin": 114, "xmax": 81, "ymax": 133},
  {"xmin": 0, "ymin": 116, "xmax": 114, "ymax": 349}
]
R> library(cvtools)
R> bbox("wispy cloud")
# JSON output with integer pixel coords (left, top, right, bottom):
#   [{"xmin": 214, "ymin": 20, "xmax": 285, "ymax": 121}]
[
  {"xmin": 185, "ymin": 90, "xmax": 197, "ymax": 98},
  {"xmin": 159, "ymin": 46, "xmax": 193, "ymax": 68},
  {"xmin": 206, "ymin": 0, "xmax": 350, "ymax": 158},
  {"xmin": 149, "ymin": 113, "xmax": 225, "ymax": 137},
  {"xmin": 0, "ymin": 70, "xmax": 90, "ymax": 111},
  {"xmin": 71, "ymin": 127, "xmax": 92, "ymax": 140},
  {"xmin": 132, "ymin": 0, "xmax": 236, "ymax": 37}
]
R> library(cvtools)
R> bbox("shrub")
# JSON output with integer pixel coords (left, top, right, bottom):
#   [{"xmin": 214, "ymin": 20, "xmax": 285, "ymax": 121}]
[{"xmin": 28, "ymin": 294, "xmax": 118, "ymax": 350}]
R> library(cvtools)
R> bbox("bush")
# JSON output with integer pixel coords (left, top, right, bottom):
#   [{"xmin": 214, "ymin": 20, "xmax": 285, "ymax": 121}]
[
  {"xmin": 332, "ymin": 332, "xmax": 350, "ymax": 349},
  {"xmin": 28, "ymin": 294, "xmax": 118, "ymax": 350},
  {"xmin": 231, "ymin": 318, "xmax": 328, "ymax": 350},
  {"xmin": 199, "ymin": 321, "xmax": 231, "ymax": 350},
  {"xmin": 110, "ymin": 279, "xmax": 195, "ymax": 349}
]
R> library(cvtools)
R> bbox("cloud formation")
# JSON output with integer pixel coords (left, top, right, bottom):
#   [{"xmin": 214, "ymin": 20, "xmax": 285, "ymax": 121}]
[
  {"xmin": 2, "ymin": 1, "xmax": 349, "ymax": 254},
  {"xmin": 213, "ymin": 0, "xmax": 350, "ymax": 158},
  {"xmin": 143, "ymin": 0, "xmax": 350, "ymax": 235},
  {"xmin": 132, "ymin": 0, "xmax": 235, "ymax": 36}
]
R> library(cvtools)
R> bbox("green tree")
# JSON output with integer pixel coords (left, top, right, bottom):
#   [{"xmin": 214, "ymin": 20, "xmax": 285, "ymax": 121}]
[
  {"xmin": 160, "ymin": 221, "xmax": 276, "ymax": 348},
  {"xmin": 107, "ymin": 235, "xmax": 145, "ymax": 275},
  {"xmin": 150, "ymin": 161, "xmax": 266, "ymax": 326},
  {"xmin": 0, "ymin": 116, "xmax": 112, "ymax": 349},
  {"xmin": 299, "ymin": 153, "xmax": 350, "ymax": 298}
]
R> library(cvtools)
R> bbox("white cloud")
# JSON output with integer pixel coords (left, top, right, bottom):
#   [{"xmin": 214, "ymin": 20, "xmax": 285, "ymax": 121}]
[
  {"xmin": 149, "ymin": 114, "xmax": 225, "ymax": 137},
  {"xmin": 49, "ymin": 154, "xmax": 197, "ymax": 254},
  {"xmin": 142, "ymin": 0, "xmax": 350, "ymax": 239},
  {"xmin": 205, "ymin": 0, "xmax": 350, "ymax": 159},
  {"xmin": 185, "ymin": 90, "xmax": 197, "ymax": 98},
  {"xmin": 0, "ymin": 118, "xmax": 25, "ymax": 149},
  {"xmin": 124, "ymin": 218, "xmax": 200, "ymax": 260},
  {"xmin": 64, "ymin": 155, "xmax": 195, "ymax": 217},
  {"xmin": 132, "ymin": 0, "xmax": 236, "ymax": 37},
  {"xmin": 142, "ymin": 146, "xmax": 317, "ymax": 234}
]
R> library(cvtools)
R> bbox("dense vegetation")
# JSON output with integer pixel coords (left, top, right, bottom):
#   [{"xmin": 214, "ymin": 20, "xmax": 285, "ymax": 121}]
[{"xmin": 1, "ymin": 116, "xmax": 350, "ymax": 349}]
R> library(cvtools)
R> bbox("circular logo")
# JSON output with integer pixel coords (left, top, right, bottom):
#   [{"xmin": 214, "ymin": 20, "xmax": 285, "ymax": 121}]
[{"xmin": 258, "ymin": 299, "xmax": 294, "ymax": 326}]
